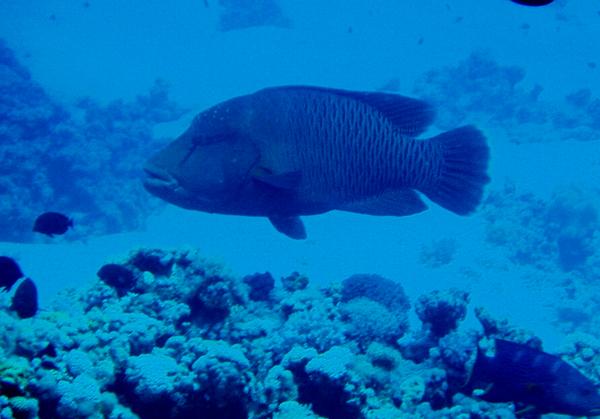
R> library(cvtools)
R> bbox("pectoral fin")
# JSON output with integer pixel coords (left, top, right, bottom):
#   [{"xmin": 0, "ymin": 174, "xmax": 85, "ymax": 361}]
[
  {"xmin": 268, "ymin": 216, "xmax": 307, "ymax": 239},
  {"xmin": 515, "ymin": 405, "xmax": 537, "ymax": 416},
  {"xmin": 476, "ymin": 382, "xmax": 512, "ymax": 403},
  {"xmin": 252, "ymin": 167, "xmax": 301, "ymax": 190},
  {"xmin": 339, "ymin": 189, "xmax": 427, "ymax": 216}
]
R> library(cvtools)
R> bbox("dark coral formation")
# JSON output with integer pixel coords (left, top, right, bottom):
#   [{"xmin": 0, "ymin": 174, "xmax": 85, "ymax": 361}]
[
  {"xmin": 0, "ymin": 40, "xmax": 185, "ymax": 242},
  {"xmin": 398, "ymin": 289, "xmax": 470, "ymax": 366},
  {"xmin": 243, "ymin": 272, "xmax": 275, "ymax": 301},
  {"xmin": 97, "ymin": 264, "xmax": 135, "ymax": 297},
  {"xmin": 415, "ymin": 289, "xmax": 469, "ymax": 338}
]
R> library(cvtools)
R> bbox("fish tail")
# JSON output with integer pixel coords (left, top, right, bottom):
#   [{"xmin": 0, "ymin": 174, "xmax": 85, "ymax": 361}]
[{"xmin": 422, "ymin": 126, "xmax": 490, "ymax": 215}]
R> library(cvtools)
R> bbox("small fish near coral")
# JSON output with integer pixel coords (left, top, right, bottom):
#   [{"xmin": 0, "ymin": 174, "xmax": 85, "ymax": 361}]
[
  {"xmin": 466, "ymin": 339, "xmax": 600, "ymax": 416},
  {"xmin": 33, "ymin": 212, "xmax": 73, "ymax": 237},
  {"xmin": 0, "ymin": 256, "xmax": 24, "ymax": 290},
  {"xmin": 144, "ymin": 86, "xmax": 490, "ymax": 239},
  {"xmin": 10, "ymin": 278, "xmax": 38, "ymax": 319},
  {"xmin": 0, "ymin": 256, "xmax": 39, "ymax": 318}
]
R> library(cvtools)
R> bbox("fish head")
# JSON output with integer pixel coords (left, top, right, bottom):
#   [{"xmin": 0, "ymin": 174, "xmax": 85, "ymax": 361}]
[
  {"xmin": 143, "ymin": 100, "xmax": 261, "ymax": 213},
  {"xmin": 553, "ymin": 379, "xmax": 600, "ymax": 416}
]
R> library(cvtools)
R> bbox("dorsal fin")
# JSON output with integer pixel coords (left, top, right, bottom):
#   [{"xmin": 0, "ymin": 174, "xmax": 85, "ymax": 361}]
[{"xmin": 261, "ymin": 85, "xmax": 435, "ymax": 137}]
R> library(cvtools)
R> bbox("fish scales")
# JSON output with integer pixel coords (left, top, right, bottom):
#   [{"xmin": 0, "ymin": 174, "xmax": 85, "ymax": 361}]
[{"xmin": 258, "ymin": 88, "xmax": 426, "ymax": 202}]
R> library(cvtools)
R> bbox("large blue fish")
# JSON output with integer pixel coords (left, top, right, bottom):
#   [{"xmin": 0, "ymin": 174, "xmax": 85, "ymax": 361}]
[
  {"xmin": 467, "ymin": 339, "xmax": 600, "ymax": 416},
  {"xmin": 143, "ymin": 86, "xmax": 489, "ymax": 239}
]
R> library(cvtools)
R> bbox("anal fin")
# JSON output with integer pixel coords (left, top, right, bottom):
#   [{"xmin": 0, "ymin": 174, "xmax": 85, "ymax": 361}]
[{"xmin": 339, "ymin": 189, "xmax": 427, "ymax": 216}]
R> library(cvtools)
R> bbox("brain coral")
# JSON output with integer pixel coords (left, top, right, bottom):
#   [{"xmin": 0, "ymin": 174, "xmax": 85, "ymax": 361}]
[
  {"xmin": 341, "ymin": 274, "xmax": 410, "ymax": 313},
  {"xmin": 340, "ymin": 297, "xmax": 408, "ymax": 349}
]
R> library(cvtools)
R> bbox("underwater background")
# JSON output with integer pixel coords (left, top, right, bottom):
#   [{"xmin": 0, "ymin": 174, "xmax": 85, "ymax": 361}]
[{"xmin": 0, "ymin": 0, "xmax": 600, "ymax": 417}]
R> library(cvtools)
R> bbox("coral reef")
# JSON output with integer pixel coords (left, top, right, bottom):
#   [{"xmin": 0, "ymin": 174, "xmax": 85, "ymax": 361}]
[
  {"xmin": 413, "ymin": 52, "xmax": 544, "ymax": 130},
  {"xmin": 0, "ymin": 40, "xmax": 185, "ymax": 242},
  {"xmin": 0, "ymin": 247, "xmax": 581, "ymax": 418},
  {"xmin": 480, "ymin": 181, "xmax": 600, "ymax": 339},
  {"xmin": 483, "ymin": 182, "xmax": 599, "ymax": 273},
  {"xmin": 413, "ymin": 52, "xmax": 600, "ymax": 143}
]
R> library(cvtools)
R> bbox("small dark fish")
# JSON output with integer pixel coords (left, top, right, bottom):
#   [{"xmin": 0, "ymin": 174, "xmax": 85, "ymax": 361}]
[
  {"xmin": 33, "ymin": 212, "xmax": 73, "ymax": 237},
  {"xmin": 467, "ymin": 339, "xmax": 600, "ymax": 416},
  {"xmin": 0, "ymin": 256, "xmax": 23, "ymax": 290},
  {"xmin": 510, "ymin": 0, "xmax": 554, "ymax": 6},
  {"xmin": 10, "ymin": 278, "xmax": 38, "ymax": 319},
  {"xmin": 144, "ymin": 86, "xmax": 490, "ymax": 239}
]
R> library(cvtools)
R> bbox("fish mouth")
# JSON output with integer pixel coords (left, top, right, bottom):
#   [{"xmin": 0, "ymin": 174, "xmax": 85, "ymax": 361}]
[
  {"xmin": 143, "ymin": 164, "xmax": 178, "ymax": 191},
  {"xmin": 143, "ymin": 162, "xmax": 212, "ymax": 210}
]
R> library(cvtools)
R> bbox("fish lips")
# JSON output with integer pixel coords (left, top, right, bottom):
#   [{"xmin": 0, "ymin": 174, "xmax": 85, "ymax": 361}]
[
  {"xmin": 143, "ymin": 164, "xmax": 180, "ymax": 194},
  {"xmin": 143, "ymin": 163, "xmax": 211, "ymax": 210}
]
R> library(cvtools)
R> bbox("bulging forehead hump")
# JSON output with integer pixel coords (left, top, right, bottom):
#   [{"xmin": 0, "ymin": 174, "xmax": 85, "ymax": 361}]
[{"xmin": 192, "ymin": 96, "xmax": 251, "ymax": 132}]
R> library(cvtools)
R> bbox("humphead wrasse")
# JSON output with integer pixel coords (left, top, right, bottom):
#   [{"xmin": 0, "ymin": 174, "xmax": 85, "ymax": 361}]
[
  {"xmin": 467, "ymin": 339, "xmax": 600, "ymax": 416},
  {"xmin": 143, "ymin": 86, "xmax": 490, "ymax": 239}
]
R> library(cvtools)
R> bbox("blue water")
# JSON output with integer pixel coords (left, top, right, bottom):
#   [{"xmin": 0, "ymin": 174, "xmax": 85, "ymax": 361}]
[{"xmin": 1, "ymin": 1, "xmax": 599, "ymax": 418}]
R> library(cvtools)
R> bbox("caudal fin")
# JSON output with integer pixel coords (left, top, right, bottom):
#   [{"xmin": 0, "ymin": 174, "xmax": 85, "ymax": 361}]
[{"xmin": 423, "ymin": 126, "xmax": 490, "ymax": 215}]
